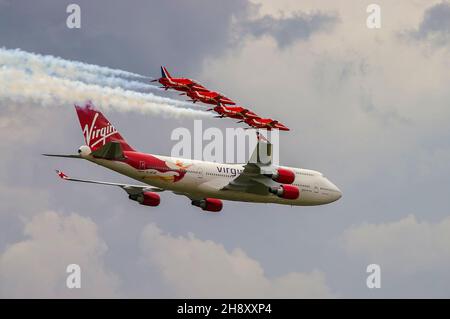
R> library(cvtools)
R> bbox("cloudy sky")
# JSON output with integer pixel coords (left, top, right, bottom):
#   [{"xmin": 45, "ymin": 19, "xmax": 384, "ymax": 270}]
[{"xmin": 1, "ymin": 0, "xmax": 450, "ymax": 298}]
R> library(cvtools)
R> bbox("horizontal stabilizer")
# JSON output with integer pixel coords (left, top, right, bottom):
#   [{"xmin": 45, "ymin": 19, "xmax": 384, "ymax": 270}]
[{"xmin": 42, "ymin": 154, "xmax": 81, "ymax": 159}]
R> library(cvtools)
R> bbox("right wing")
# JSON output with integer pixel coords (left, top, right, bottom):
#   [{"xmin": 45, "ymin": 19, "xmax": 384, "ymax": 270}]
[{"xmin": 221, "ymin": 133, "xmax": 280, "ymax": 195}]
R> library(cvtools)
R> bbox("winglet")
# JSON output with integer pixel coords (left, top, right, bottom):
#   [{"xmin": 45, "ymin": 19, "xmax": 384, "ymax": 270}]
[{"xmin": 55, "ymin": 170, "xmax": 68, "ymax": 180}]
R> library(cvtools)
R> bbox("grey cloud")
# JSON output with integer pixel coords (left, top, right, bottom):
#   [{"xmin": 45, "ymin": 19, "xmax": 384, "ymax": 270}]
[
  {"xmin": 0, "ymin": 211, "xmax": 120, "ymax": 298},
  {"xmin": 0, "ymin": 0, "xmax": 252, "ymax": 75},
  {"xmin": 238, "ymin": 11, "xmax": 339, "ymax": 48},
  {"xmin": 405, "ymin": 1, "xmax": 450, "ymax": 46},
  {"xmin": 342, "ymin": 215, "xmax": 450, "ymax": 274},
  {"xmin": 140, "ymin": 223, "xmax": 334, "ymax": 298},
  {"xmin": 341, "ymin": 214, "xmax": 450, "ymax": 297},
  {"xmin": 358, "ymin": 89, "xmax": 411, "ymax": 126},
  {"xmin": 0, "ymin": 0, "xmax": 338, "ymax": 77}
]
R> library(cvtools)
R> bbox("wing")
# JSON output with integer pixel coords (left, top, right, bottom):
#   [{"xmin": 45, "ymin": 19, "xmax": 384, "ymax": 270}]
[
  {"xmin": 221, "ymin": 134, "xmax": 279, "ymax": 195},
  {"xmin": 187, "ymin": 81, "xmax": 207, "ymax": 91},
  {"xmin": 55, "ymin": 170, "xmax": 164, "ymax": 195}
]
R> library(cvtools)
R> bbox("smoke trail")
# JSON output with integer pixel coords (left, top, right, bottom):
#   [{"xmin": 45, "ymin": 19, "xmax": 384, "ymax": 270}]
[
  {"xmin": 0, "ymin": 47, "xmax": 146, "ymax": 79},
  {"xmin": 0, "ymin": 47, "xmax": 210, "ymax": 117},
  {"xmin": 0, "ymin": 47, "xmax": 166, "ymax": 93},
  {"xmin": 0, "ymin": 66, "xmax": 209, "ymax": 118}
]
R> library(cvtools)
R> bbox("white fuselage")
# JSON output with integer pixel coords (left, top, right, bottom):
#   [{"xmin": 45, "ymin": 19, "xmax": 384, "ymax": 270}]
[{"xmin": 84, "ymin": 153, "xmax": 342, "ymax": 206}]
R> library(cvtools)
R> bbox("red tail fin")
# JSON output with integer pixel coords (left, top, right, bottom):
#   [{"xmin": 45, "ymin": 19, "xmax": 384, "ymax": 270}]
[
  {"xmin": 74, "ymin": 102, "xmax": 135, "ymax": 152},
  {"xmin": 161, "ymin": 66, "xmax": 172, "ymax": 79}
]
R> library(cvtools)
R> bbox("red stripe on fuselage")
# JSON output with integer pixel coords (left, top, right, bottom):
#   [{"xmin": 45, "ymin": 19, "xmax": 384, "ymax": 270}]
[{"xmin": 121, "ymin": 151, "xmax": 188, "ymax": 182}]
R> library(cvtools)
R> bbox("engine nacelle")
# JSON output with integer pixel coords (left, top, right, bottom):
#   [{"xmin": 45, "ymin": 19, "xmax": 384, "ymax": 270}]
[
  {"xmin": 271, "ymin": 168, "xmax": 295, "ymax": 184},
  {"xmin": 192, "ymin": 198, "xmax": 223, "ymax": 212},
  {"xmin": 269, "ymin": 184, "xmax": 299, "ymax": 200},
  {"xmin": 133, "ymin": 192, "xmax": 160, "ymax": 207}
]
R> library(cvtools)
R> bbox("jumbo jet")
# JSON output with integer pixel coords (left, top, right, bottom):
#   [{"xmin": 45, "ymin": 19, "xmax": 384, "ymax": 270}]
[
  {"xmin": 241, "ymin": 117, "xmax": 290, "ymax": 131},
  {"xmin": 207, "ymin": 104, "xmax": 259, "ymax": 120},
  {"xmin": 183, "ymin": 89, "xmax": 235, "ymax": 106},
  {"xmin": 44, "ymin": 103, "xmax": 341, "ymax": 212},
  {"xmin": 151, "ymin": 66, "xmax": 208, "ymax": 92}
]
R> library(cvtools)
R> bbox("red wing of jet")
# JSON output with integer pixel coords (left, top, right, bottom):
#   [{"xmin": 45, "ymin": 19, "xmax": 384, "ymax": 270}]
[
  {"xmin": 241, "ymin": 117, "xmax": 261, "ymax": 129},
  {"xmin": 185, "ymin": 90, "xmax": 217, "ymax": 105},
  {"xmin": 242, "ymin": 117, "xmax": 289, "ymax": 131},
  {"xmin": 215, "ymin": 93, "xmax": 235, "ymax": 105},
  {"xmin": 212, "ymin": 106, "xmax": 258, "ymax": 120},
  {"xmin": 186, "ymin": 90, "xmax": 235, "ymax": 106},
  {"xmin": 185, "ymin": 89, "xmax": 204, "ymax": 103},
  {"xmin": 209, "ymin": 105, "xmax": 243, "ymax": 119},
  {"xmin": 241, "ymin": 109, "xmax": 259, "ymax": 119},
  {"xmin": 185, "ymin": 82, "xmax": 209, "ymax": 92}
]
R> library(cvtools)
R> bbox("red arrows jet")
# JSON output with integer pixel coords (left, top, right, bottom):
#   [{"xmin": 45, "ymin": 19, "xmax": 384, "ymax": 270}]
[
  {"xmin": 208, "ymin": 104, "xmax": 259, "ymax": 120},
  {"xmin": 151, "ymin": 66, "xmax": 208, "ymax": 92},
  {"xmin": 184, "ymin": 89, "xmax": 235, "ymax": 105},
  {"xmin": 242, "ymin": 117, "xmax": 290, "ymax": 131}
]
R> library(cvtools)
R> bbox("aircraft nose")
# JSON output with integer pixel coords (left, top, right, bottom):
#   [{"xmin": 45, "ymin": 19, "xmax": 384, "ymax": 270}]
[
  {"xmin": 335, "ymin": 188, "xmax": 342, "ymax": 200},
  {"xmin": 327, "ymin": 179, "xmax": 342, "ymax": 202}
]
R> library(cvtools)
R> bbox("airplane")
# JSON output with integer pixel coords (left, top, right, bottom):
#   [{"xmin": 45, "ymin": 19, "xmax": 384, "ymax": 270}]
[
  {"xmin": 151, "ymin": 66, "xmax": 208, "ymax": 92},
  {"xmin": 207, "ymin": 104, "xmax": 260, "ymax": 120},
  {"xmin": 241, "ymin": 117, "xmax": 290, "ymax": 131},
  {"xmin": 183, "ymin": 89, "xmax": 235, "ymax": 106},
  {"xmin": 44, "ymin": 102, "xmax": 342, "ymax": 212}
]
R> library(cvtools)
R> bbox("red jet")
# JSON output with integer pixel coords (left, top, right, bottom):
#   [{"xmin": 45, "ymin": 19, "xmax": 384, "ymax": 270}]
[
  {"xmin": 208, "ymin": 104, "xmax": 259, "ymax": 120},
  {"xmin": 151, "ymin": 66, "xmax": 208, "ymax": 92},
  {"xmin": 241, "ymin": 117, "xmax": 290, "ymax": 131},
  {"xmin": 184, "ymin": 89, "xmax": 235, "ymax": 105}
]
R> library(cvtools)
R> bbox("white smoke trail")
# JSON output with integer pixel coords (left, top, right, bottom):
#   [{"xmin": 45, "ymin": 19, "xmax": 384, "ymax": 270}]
[
  {"xmin": 0, "ymin": 47, "xmax": 166, "ymax": 93},
  {"xmin": 0, "ymin": 47, "xmax": 146, "ymax": 79},
  {"xmin": 0, "ymin": 47, "xmax": 210, "ymax": 117},
  {"xmin": 0, "ymin": 66, "xmax": 209, "ymax": 118}
]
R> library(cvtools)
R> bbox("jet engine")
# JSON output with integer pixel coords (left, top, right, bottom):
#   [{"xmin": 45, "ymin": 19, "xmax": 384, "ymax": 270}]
[
  {"xmin": 269, "ymin": 184, "xmax": 299, "ymax": 200},
  {"xmin": 129, "ymin": 192, "xmax": 160, "ymax": 206},
  {"xmin": 191, "ymin": 198, "xmax": 223, "ymax": 212},
  {"xmin": 271, "ymin": 168, "xmax": 295, "ymax": 184}
]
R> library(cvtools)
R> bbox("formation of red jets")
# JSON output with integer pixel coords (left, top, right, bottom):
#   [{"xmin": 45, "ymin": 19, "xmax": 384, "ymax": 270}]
[{"xmin": 152, "ymin": 66, "xmax": 289, "ymax": 131}]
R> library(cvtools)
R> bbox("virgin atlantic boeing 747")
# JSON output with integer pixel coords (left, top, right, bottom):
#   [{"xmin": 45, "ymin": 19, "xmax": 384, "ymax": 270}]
[{"xmin": 44, "ymin": 103, "xmax": 341, "ymax": 212}]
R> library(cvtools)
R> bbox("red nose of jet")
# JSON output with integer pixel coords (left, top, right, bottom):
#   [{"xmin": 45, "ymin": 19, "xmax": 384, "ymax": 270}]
[{"xmin": 276, "ymin": 123, "xmax": 290, "ymax": 131}]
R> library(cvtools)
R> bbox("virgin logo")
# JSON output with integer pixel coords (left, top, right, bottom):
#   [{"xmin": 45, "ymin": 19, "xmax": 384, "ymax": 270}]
[{"xmin": 83, "ymin": 113, "xmax": 118, "ymax": 147}]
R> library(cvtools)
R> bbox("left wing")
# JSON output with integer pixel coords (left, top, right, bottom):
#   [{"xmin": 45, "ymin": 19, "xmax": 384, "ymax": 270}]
[
  {"xmin": 55, "ymin": 170, "xmax": 164, "ymax": 195},
  {"xmin": 55, "ymin": 170, "xmax": 206, "ymax": 207}
]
